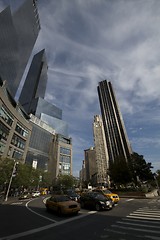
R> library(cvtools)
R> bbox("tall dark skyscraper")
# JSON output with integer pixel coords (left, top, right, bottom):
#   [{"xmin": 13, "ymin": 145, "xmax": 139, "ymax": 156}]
[
  {"xmin": 97, "ymin": 80, "xmax": 132, "ymax": 165},
  {"xmin": 19, "ymin": 49, "xmax": 68, "ymax": 136},
  {"xmin": 0, "ymin": 0, "xmax": 40, "ymax": 97}
]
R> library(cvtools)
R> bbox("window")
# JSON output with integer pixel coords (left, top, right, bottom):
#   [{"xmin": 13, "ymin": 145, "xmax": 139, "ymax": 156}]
[
  {"xmin": 0, "ymin": 106, "xmax": 13, "ymax": 126},
  {"xmin": 0, "ymin": 121, "xmax": 9, "ymax": 140},
  {"xmin": 11, "ymin": 134, "xmax": 26, "ymax": 150},
  {"xmin": 15, "ymin": 123, "xmax": 29, "ymax": 137},
  {"xmin": 12, "ymin": 149, "xmax": 23, "ymax": 160}
]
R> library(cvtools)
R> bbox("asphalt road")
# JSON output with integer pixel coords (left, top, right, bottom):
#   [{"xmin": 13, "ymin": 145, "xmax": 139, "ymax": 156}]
[{"xmin": 0, "ymin": 196, "xmax": 160, "ymax": 240}]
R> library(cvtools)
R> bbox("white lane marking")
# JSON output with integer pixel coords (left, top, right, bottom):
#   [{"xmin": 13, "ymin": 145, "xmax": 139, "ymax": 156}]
[
  {"xmin": 0, "ymin": 210, "xmax": 96, "ymax": 240},
  {"xmin": 126, "ymin": 198, "xmax": 134, "ymax": 202},
  {"xmin": 127, "ymin": 215, "xmax": 160, "ymax": 221},
  {"xmin": 11, "ymin": 202, "xmax": 23, "ymax": 205},
  {"xmin": 111, "ymin": 224, "xmax": 160, "ymax": 234},
  {"xmin": 26, "ymin": 199, "xmax": 57, "ymax": 223},
  {"xmin": 116, "ymin": 221, "xmax": 160, "ymax": 229}
]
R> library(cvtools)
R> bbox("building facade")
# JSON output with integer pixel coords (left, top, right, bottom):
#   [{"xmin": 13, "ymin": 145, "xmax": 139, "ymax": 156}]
[
  {"xmin": 84, "ymin": 147, "xmax": 97, "ymax": 185},
  {"xmin": 97, "ymin": 80, "xmax": 132, "ymax": 165},
  {"xmin": 93, "ymin": 115, "xmax": 110, "ymax": 187},
  {"xmin": 49, "ymin": 134, "xmax": 72, "ymax": 181},
  {"xmin": 0, "ymin": 0, "xmax": 40, "ymax": 97},
  {"xmin": 0, "ymin": 79, "xmax": 32, "ymax": 163}
]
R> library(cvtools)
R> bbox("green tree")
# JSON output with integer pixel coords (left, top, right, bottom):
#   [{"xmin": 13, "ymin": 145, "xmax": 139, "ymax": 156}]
[
  {"xmin": 129, "ymin": 152, "xmax": 154, "ymax": 184},
  {"xmin": 109, "ymin": 155, "xmax": 132, "ymax": 187},
  {"xmin": 56, "ymin": 175, "xmax": 76, "ymax": 190},
  {"xmin": 0, "ymin": 158, "xmax": 52, "ymax": 193}
]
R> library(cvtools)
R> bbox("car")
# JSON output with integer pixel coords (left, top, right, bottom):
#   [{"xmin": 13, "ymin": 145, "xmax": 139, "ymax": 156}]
[
  {"xmin": 93, "ymin": 189, "xmax": 120, "ymax": 204},
  {"xmin": 45, "ymin": 195, "xmax": 80, "ymax": 215},
  {"xmin": 32, "ymin": 191, "xmax": 41, "ymax": 198},
  {"xmin": 64, "ymin": 190, "xmax": 80, "ymax": 202},
  {"xmin": 19, "ymin": 192, "xmax": 31, "ymax": 200},
  {"xmin": 80, "ymin": 191, "xmax": 113, "ymax": 211}
]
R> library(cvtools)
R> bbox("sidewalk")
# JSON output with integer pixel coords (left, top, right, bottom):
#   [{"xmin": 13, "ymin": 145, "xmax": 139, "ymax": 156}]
[{"xmin": 0, "ymin": 196, "xmax": 21, "ymax": 205}]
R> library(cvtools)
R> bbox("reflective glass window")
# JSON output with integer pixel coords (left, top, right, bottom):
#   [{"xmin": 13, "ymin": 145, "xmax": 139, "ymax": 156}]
[
  {"xmin": 11, "ymin": 134, "xmax": 25, "ymax": 150},
  {"xmin": 0, "ymin": 106, "xmax": 14, "ymax": 126},
  {"xmin": 12, "ymin": 149, "xmax": 23, "ymax": 160},
  {"xmin": 0, "ymin": 121, "xmax": 10, "ymax": 140},
  {"xmin": 15, "ymin": 123, "xmax": 29, "ymax": 137}
]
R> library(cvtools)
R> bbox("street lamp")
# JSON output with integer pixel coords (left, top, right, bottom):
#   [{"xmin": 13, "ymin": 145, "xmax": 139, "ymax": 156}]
[{"xmin": 4, "ymin": 161, "xmax": 18, "ymax": 201}]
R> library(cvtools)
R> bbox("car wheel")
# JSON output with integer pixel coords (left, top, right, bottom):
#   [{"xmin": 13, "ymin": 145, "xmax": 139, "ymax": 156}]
[{"xmin": 95, "ymin": 203, "xmax": 101, "ymax": 211}]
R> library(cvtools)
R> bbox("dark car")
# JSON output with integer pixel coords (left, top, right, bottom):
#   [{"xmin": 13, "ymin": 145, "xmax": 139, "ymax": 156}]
[
  {"xmin": 64, "ymin": 190, "xmax": 80, "ymax": 202},
  {"xmin": 80, "ymin": 191, "xmax": 113, "ymax": 211}
]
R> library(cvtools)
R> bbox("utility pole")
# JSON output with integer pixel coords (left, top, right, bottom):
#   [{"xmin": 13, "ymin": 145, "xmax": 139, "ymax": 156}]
[{"xmin": 5, "ymin": 161, "xmax": 17, "ymax": 201}]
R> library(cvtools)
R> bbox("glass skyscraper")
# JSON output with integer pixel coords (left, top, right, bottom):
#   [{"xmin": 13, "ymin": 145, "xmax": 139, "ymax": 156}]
[
  {"xmin": 19, "ymin": 49, "xmax": 68, "ymax": 136},
  {"xmin": 97, "ymin": 80, "xmax": 132, "ymax": 165},
  {"xmin": 0, "ymin": 0, "xmax": 40, "ymax": 97}
]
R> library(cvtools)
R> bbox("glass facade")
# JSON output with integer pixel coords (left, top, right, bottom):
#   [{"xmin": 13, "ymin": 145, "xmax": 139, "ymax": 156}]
[
  {"xmin": 0, "ymin": 0, "xmax": 40, "ymax": 97},
  {"xmin": 25, "ymin": 122, "xmax": 53, "ymax": 169},
  {"xmin": 19, "ymin": 49, "xmax": 48, "ymax": 114},
  {"xmin": 19, "ymin": 48, "xmax": 68, "ymax": 137},
  {"xmin": 41, "ymin": 113, "xmax": 68, "ymax": 136}
]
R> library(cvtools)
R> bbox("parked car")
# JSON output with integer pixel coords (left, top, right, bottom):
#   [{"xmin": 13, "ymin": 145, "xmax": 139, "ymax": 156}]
[
  {"xmin": 45, "ymin": 195, "xmax": 80, "ymax": 215},
  {"xmin": 19, "ymin": 192, "xmax": 31, "ymax": 200},
  {"xmin": 80, "ymin": 191, "xmax": 113, "ymax": 211},
  {"xmin": 32, "ymin": 191, "xmax": 41, "ymax": 198},
  {"xmin": 93, "ymin": 189, "xmax": 120, "ymax": 204}
]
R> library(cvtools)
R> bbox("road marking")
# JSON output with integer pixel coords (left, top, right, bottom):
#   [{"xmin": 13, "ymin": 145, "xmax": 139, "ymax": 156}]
[
  {"xmin": 111, "ymin": 224, "xmax": 160, "ymax": 234},
  {"xmin": 126, "ymin": 198, "xmax": 134, "ymax": 202},
  {"xmin": 116, "ymin": 221, "xmax": 160, "ymax": 229},
  {"xmin": 0, "ymin": 210, "xmax": 96, "ymax": 240},
  {"xmin": 11, "ymin": 202, "xmax": 23, "ymax": 205}
]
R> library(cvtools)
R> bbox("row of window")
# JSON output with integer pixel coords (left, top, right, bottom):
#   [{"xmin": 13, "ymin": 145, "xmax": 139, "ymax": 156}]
[
  {"xmin": 0, "ymin": 106, "xmax": 13, "ymax": 126},
  {"xmin": 11, "ymin": 134, "xmax": 25, "ymax": 150},
  {"xmin": 59, "ymin": 162, "xmax": 71, "ymax": 175},
  {"xmin": 60, "ymin": 147, "xmax": 71, "ymax": 155},
  {"xmin": 60, "ymin": 154, "xmax": 71, "ymax": 163},
  {"xmin": 0, "ymin": 105, "xmax": 29, "ymax": 138},
  {"xmin": 0, "ymin": 142, "xmax": 23, "ymax": 160}
]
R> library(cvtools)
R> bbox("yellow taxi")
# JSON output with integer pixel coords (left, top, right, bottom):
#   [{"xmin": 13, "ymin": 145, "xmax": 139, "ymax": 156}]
[
  {"xmin": 45, "ymin": 195, "xmax": 80, "ymax": 215},
  {"xmin": 93, "ymin": 189, "xmax": 120, "ymax": 204}
]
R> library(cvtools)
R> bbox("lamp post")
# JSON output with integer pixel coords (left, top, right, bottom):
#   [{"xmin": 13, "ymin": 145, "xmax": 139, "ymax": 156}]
[{"xmin": 4, "ymin": 161, "xmax": 18, "ymax": 201}]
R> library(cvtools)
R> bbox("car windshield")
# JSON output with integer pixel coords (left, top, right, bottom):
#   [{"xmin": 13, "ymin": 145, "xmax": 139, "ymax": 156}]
[
  {"xmin": 92, "ymin": 193, "xmax": 106, "ymax": 200},
  {"xmin": 103, "ymin": 190, "xmax": 112, "ymax": 194}
]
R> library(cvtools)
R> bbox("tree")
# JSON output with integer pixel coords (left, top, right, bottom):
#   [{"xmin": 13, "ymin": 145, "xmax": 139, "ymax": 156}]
[
  {"xmin": 55, "ymin": 175, "xmax": 77, "ymax": 190},
  {"xmin": 109, "ymin": 155, "xmax": 132, "ymax": 187},
  {"xmin": 0, "ymin": 157, "xmax": 52, "ymax": 194},
  {"xmin": 129, "ymin": 152, "xmax": 154, "ymax": 184}
]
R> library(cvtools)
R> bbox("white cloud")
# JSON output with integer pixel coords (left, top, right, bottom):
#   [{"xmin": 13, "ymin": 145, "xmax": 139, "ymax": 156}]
[{"xmin": 35, "ymin": 0, "xmax": 160, "ymax": 176}]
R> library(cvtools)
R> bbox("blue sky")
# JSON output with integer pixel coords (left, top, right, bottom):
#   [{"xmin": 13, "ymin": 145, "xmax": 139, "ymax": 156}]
[{"xmin": 1, "ymin": 0, "xmax": 160, "ymax": 177}]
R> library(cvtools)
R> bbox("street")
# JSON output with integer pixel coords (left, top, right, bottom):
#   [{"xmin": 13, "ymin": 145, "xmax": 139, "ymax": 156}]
[{"xmin": 0, "ymin": 196, "xmax": 160, "ymax": 240}]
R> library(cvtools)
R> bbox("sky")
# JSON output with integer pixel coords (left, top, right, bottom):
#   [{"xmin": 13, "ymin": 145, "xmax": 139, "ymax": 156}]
[{"xmin": 1, "ymin": 0, "xmax": 160, "ymax": 177}]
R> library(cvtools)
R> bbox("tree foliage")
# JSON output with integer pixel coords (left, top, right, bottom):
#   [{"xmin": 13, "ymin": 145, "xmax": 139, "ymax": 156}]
[
  {"xmin": 109, "ymin": 155, "xmax": 132, "ymax": 186},
  {"xmin": 0, "ymin": 158, "xmax": 52, "ymax": 192},
  {"xmin": 129, "ymin": 152, "xmax": 154, "ymax": 183},
  {"xmin": 55, "ymin": 175, "xmax": 77, "ymax": 190}
]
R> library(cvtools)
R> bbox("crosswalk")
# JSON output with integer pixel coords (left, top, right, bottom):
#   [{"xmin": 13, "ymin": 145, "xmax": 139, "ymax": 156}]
[{"xmin": 102, "ymin": 206, "xmax": 160, "ymax": 239}]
